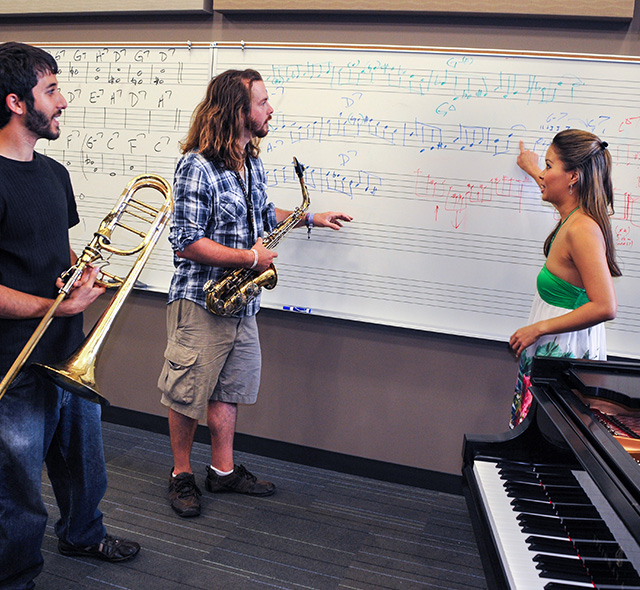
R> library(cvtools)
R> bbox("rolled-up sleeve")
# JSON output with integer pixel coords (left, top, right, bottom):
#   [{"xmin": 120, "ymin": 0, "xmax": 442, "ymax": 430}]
[
  {"xmin": 167, "ymin": 151, "xmax": 273, "ymax": 316},
  {"xmin": 170, "ymin": 154, "xmax": 213, "ymax": 252},
  {"xmin": 251, "ymin": 157, "xmax": 277, "ymax": 235},
  {"xmin": 262, "ymin": 202, "xmax": 277, "ymax": 235}
]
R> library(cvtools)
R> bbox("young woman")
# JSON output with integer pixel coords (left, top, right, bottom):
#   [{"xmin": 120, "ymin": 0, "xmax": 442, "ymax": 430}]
[{"xmin": 509, "ymin": 129, "xmax": 621, "ymax": 428}]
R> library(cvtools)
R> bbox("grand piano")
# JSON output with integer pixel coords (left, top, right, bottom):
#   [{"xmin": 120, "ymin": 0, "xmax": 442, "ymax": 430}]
[{"xmin": 462, "ymin": 356, "xmax": 640, "ymax": 590}]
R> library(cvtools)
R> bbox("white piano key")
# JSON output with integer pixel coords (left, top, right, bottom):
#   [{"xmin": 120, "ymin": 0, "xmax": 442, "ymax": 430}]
[{"xmin": 473, "ymin": 459, "xmax": 594, "ymax": 589}]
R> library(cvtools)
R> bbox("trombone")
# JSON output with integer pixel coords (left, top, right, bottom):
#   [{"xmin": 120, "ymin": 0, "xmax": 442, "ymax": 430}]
[{"xmin": 0, "ymin": 174, "xmax": 173, "ymax": 404}]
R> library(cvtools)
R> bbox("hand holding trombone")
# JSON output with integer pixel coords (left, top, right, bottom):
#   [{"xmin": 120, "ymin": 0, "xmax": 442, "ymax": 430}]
[{"xmin": 0, "ymin": 173, "xmax": 173, "ymax": 404}]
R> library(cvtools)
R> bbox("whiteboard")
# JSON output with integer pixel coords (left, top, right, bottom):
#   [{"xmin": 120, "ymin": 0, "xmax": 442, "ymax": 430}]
[{"xmin": 39, "ymin": 43, "xmax": 640, "ymax": 358}]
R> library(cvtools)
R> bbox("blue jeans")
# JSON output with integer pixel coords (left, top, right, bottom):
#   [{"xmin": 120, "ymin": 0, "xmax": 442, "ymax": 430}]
[{"xmin": 0, "ymin": 372, "xmax": 107, "ymax": 590}]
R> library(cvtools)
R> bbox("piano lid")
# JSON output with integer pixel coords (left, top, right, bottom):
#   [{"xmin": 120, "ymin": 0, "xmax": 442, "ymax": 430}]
[
  {"xmin": 529, "ymin": 357, "xmax": 640, "ymax": 526},
  {"xmin": 567, "ymin": 366, "xmax": 640, "ymax": 408},
  {"xmin": 530, "ymin": 356, "xmax": 640, "ymax": 408}
]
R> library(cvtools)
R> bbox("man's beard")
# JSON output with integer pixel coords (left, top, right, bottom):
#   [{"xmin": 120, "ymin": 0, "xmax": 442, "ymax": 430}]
[
  {"xmin": 248, "ymin": 115, "xmax": 270, "ymax": 139},
  {"xmin": 25, "ymin": 105, "xmax": 60, "ymax": 141}
]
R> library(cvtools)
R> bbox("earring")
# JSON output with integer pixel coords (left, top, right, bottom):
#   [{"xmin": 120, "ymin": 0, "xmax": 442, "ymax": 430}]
[{"xmin": 569, "ymin": 184, "xmax": 573, "ymax": 195}]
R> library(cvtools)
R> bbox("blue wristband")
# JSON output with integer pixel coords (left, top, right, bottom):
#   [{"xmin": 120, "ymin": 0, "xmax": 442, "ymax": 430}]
[{"xmin": 305, "ymin": 213, "xmax": 314, "ymax": 239}]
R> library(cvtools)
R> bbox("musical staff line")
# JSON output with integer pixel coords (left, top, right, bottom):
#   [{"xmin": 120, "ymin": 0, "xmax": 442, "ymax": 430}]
[{"xmin": 34, "ymin": 43, "xmax": 640, "ymax": 357}]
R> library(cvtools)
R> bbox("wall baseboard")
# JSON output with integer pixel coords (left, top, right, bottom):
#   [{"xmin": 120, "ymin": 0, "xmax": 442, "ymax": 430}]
[{"xmin": 102, "ymin": 405, "xmax": 463, "ymax": 496}]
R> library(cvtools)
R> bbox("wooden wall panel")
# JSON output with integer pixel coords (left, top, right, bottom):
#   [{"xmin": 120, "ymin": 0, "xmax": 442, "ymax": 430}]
[
  {"xmin": 213, "ymin": 0, "xmax": 633, "ymax": 20},
  {"xmin": 1, "ymin": 0, "xmax": 213, "ymax": 16}
]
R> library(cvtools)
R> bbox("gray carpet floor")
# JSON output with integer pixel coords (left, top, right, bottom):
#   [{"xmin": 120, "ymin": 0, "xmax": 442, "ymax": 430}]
[{"xmin": 38, "ymin": 422, "xmax": 487, "ymax": 590}]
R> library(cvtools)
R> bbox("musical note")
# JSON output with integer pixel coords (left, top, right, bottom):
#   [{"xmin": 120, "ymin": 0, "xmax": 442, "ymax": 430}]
[{"xmin": 38, "ymin": 42, "xmax": 640, "ymax": 357}]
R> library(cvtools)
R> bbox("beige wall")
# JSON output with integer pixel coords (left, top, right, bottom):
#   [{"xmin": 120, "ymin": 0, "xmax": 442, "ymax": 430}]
[
  {"xmin": 84, "ymin": 290, "xmax": 516, "ymax": 476},
  {"xmin": 2, "ymin": 9, "xmax": 637, "ymax": 476},
  {"xmin": 2, "ymin": 10, "xmax": 640, "ymax": 54}
]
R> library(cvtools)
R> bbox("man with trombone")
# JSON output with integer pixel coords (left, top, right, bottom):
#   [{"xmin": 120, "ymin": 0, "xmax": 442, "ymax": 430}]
[
  {"xmin": 0, "ymin": 42, "xmax": 140, "ymax": 590},
  {"xmin": 159, "ymin": 68, "xmax": 352, "ymax": 517}
]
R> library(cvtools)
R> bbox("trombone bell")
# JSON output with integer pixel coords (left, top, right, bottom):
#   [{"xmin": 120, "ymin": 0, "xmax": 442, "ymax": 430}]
[
  {"xmin": 31, "ymin": 360, "xmax": 105, "ymax": 405},
  {"xmin": 31, "ymin": 173, "xmax": 172, "ymax": 405}
]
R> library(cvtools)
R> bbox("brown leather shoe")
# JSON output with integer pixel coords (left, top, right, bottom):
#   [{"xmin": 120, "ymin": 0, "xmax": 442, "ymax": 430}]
[
  {"xmin": 205, "ymin": 464, "xmax": 276, "ymax": 496},
  {"xmin": 58, "ymin": 534, "xmax": 140, "ymax": 562},
  {"xmin": 169, "ymin": 470, "xmax": 202, "ymax": 517}
]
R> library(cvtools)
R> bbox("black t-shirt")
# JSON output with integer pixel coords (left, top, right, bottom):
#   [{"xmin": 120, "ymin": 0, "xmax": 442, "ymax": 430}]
[{"xmin": 0, "ymin": 152, "xmax": 84, "ymax": 376}]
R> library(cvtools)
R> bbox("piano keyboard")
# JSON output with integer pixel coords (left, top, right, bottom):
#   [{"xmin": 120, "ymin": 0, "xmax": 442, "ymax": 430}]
[{"xmin": 473, "ymin": 458, "xmax": 640, "ymax": 590}]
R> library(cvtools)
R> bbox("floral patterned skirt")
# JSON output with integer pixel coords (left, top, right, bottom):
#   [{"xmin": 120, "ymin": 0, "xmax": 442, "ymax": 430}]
[{"xmin": 509, "ymin": 293, "xmax": 607, "ymax": 429}]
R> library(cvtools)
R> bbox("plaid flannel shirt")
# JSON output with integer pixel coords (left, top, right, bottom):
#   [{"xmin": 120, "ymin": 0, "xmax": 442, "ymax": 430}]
[{"xmin": 167, "ymin": 151, "xmax": 277, "ymax": 317}]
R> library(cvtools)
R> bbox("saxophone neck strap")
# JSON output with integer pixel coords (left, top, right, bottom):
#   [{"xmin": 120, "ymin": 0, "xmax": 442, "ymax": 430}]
[{"xmin": 234, "ymin": 156, "xmax": 256, "ymax": 242}]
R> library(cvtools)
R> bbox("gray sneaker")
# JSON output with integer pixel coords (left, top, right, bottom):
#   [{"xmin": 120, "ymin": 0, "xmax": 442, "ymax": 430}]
[
  {"xmin": 205, "ymin": 464, "xmax": 276, "ymax": 496},
  {"xmin": 168, "ymin": 470, "xmax": 202, "ymax": 517}
]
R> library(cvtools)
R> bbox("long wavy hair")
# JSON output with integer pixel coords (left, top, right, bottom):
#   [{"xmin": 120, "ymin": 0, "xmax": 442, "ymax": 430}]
[
  {"xmin": 180, "ymin": 69, "xmax": 263, "ymax": 171},
  {"xmin": 544, "ymin": 129, "xmax": 621, "ymax": 277}
]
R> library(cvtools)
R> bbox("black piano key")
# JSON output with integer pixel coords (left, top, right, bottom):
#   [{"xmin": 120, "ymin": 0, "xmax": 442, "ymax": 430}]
[
  {"xmin": 504, "ymin": 481, "xmax": 546, "ymax": 493},
  {"xmin": 512, "ymin": 498, "xmax": 557, "ymax": 516},
  {"xmin": 518, "ymin": 516, "xmax": 568, "ymax": 536},
  {"xmin": 535, "ymin": 553, "xmax": 640, "ymax": 584},
  {"xmin": 487, "ymin": 456, "xmax": 640, "ymax": 589},
  {"xmin": 506, "ymin": 481, "xmax": 592, "ymax": 503},
  {"xmin": 564, "ymin": 521, "xmax": 616, "ymax": 541},
  {"xmin": 496, "ymin": 460, "xmax": 575, "ymax": 475},
  {"xmin": 542, "ymin": 485, "xmax": 592, "ymax": 498},
  {"xmin": 563, "ymin": 522, "xmax": 615, "ymax": 541},
  {"xmin": 505, "ymin": 481, "xmax": 550, "ymax": 499},
  {"xmin": 522, "ymin": 524, "xmax": 568, "ymax": 537},
  {"xmin": 564, "ymin": 522, "xmax": 614, "ymax": 541},
  {"xmin": 512, "ymin": 498, "xmax": 602, "ymax": 519},
  {"xmin": 532, "ymin": 546, "xmax": 640, "ymax": 587},
  {"xmin": 506, "ymin": 475, "xmax": 582, "ymax": 489},
  {"xmin": 554, "ymin": 504, "xmax": 601, "ymax": 519},
  {"xmin": 507, "ymin": 477, "xmax": 543, "ymax": 487},
  {"xmin": 583, "ymin": 560, "xmax": 640, "ymax": 584},
  {"xmin": 498, "ymin": 466, "xmax": 582, "ymax": 486},
  {"xmin": 500, "ymin": 468, "xmax": 581, "ymax": 487},
  {"xmin": 534, "ymin": 555, "xmax": 593, "ymax": 583},
  {"xmin": 501, "ymin": 472, "xmax": 542, "ymax": 485},
  {"xmin": 560, "ymin": 516, "xmax": 612, "ymax": 529},
  {"xmin": 495, "ymin": 459, "xmax": 543, "ymax": 470},
  {"xmin": 570, "ymin": 532, "xmax": 617, "ymax": 544},
  {"xmin": 542, "ymin": 478, "xmax": 586, "ymax": 489},
  {"xmin": 573, "ymin": 540, "xmax": 628, "ymax": 560},
  {"xmin": 499, "ymin": 463, "xmax": 574, "ymax": 476},
  {"xmin": 536, "ymin": 564, "xmax": 593, "ymax": 583},
  {"xmin": 537, "ymin": 562, "xmax": 587, "ymax": 578},
  {"xmin": 502, "ymin": 473, "xmax": 544, "ymax": 484},
  {"xmin": 535, "ymin": 465, "xmax": 579, "ymax": 475},
  {"xmin": 546, "ymin": 492, "xmax": 595, "ymax": 505},
  {"xmin": 525, "ymin": 534, "xmax": 629, "ymax": 561},
  {"xmin": 516, "ymin": 514, "xmax": 565, "ymax": 528},
  {"xmin": 526, "ymin": 535, "xmax": 578, "ymax": 556},
  {"xmin": 518, "ymin": 514, "xmax": 614, "ymax": 541}
]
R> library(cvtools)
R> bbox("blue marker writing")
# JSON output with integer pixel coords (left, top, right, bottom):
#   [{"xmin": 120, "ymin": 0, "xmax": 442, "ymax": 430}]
[{"xmin": 282, "ymin": 306, "xmax": 312, "ymax": 314}]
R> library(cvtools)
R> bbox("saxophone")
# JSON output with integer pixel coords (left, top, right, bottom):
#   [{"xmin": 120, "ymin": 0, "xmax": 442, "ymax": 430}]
[{"xmin": 203, "ymin": 157, "xmax": 311, "ymax": 316}]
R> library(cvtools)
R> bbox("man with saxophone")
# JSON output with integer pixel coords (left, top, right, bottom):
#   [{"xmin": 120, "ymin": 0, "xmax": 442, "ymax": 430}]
[
  {"xmin": 0, "ymin": 42, "xmax": 140, "ymax": 590},
  {"xmin": 159, "ymin": 68, "xmax": 352, "ymax": 517}
]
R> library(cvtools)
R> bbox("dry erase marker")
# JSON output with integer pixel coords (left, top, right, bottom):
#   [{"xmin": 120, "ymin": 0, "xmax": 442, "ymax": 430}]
[{"xmin": 282, "ymin": 306, "xmax": 312, "ymax": 313}]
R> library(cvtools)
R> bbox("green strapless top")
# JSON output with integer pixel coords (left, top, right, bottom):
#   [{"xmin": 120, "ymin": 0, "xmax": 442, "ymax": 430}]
[{"xmin": 537, "ymin": 264, "xmax": 589, "ymax": 309}]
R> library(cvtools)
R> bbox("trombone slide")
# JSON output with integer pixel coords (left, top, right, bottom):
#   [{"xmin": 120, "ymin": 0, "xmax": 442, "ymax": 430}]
[{"xmin": 0, "ymin": 174, "xmax": 173, "ymax": 404}]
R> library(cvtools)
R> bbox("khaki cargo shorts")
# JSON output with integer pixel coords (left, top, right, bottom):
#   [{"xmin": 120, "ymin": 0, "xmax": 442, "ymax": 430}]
[{"xmin": 158, "ymin": 299, "xmax": 261, "ymax": 420}]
